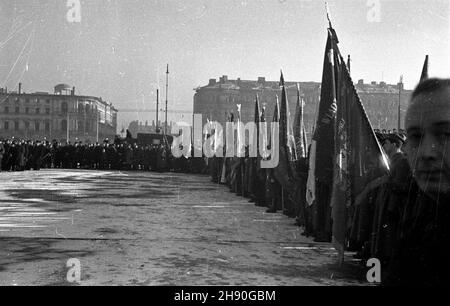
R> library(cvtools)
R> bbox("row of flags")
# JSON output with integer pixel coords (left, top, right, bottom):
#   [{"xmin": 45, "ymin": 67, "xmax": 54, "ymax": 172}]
[{"xmin": 191, "ymin": 20, "xmax": 431, "ymax": 265}]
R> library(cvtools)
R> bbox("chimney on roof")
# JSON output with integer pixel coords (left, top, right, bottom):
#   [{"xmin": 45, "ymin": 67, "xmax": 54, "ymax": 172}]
[
  {"xmin": 72, "ymin": 86, "xmax": 75, "ymax": 96},
  {"xmin": 371, "ymin": 81, "xmax": 377, "ymax": 85},
  {"xmin": 208, "ymin": 79, "xmax": 216, "ymax": 86},
  {"xmin": 219, "ymin": 75, "xmax": 228, "ymax": 83},
  {"xmin": 257, "ymin": 77, "xmax": 266, "ymax": 85},
  {"xmin": 357, "ymin": 79, "xmax": 364, "ymax": 85},
  {"xmin": 18, "ymin": 83, "xmax": 22, "ymax": 95}
]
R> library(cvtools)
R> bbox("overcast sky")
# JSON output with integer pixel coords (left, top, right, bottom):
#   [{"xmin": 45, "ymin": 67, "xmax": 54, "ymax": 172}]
[{"xmin": 0, "ymin": 0, "xmax": 449, "ymax": 129}]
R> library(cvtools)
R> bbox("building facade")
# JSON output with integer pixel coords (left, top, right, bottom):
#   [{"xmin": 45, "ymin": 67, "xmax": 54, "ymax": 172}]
[
  {"xmin": 127, "ymin": 120, "xmax": 176, "ymax": 138},
  {"xmin": 0, "ymin": 84, "xmax": 118, "ymax": 143},
  {"xmin": 193, "ymin": 76, "xmax": 413, "ymax": 140},
  {"xmin": 355, "ymin": 79, "xmax": 412, "ymax": 131},
  {"xmin": 193, "ymin": 76, "xmax": 321, "ymax": 140}
]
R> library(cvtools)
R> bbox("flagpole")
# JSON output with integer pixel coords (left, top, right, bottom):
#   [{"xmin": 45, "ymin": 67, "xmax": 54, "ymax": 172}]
[
  {"xmin": 156, "ymin": 89, "xmax": 160, "ymax": 132},
  {"xmin": 347, "ymin": 55, "xmax": 351, "ymax": 75},
  {"xmin": 325, "ymin": 2, "xmax": 333, "ymax": 29},
  {"xmin": 165, "ymin": 64, "xmax": 169, "ymax": 135},
  {"xmin": 398, "ymin": 76, "xmax": 403, "ymax": 131}
]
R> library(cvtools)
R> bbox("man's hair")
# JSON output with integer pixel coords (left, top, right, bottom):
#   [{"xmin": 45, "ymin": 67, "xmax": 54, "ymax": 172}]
[
  {"xmin": 412, "ymin": 78, "xmax": 450, "ymax": 99},
  {"xmin": 382, "ymin": 134, "xmax": 404, "ymax": 147}
]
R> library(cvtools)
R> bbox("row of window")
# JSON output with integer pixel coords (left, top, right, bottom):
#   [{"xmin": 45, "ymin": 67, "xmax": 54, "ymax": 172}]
[
  {"xmin": 1, "ymin": 99, "xmax": 100, "ymax": 113},
  {"xmin": 1, "ymin": 120, "xmax": 94, "ymax": 133},
  {"xmin": 1, "ymin": 106, "xmax": 101, "ymax": 115},
  {"xmin": 3, "ymin": 121, "xmax": 51, "ymax": 132},
  {"xmin": 1, "ymin": 97, "xmax": 52, "ymax": 104},
  {"xmin": 1, "ymin": 107, "xmax": 51, "ymax": 115}
]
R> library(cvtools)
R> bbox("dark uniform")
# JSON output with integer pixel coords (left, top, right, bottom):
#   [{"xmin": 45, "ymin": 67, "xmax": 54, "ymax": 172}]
[
  {"xmin": 385, "ymin": 190, "xmax": 450, "ymax": 286},
  {"xmin": 0, "ymin": 140, "xmax": 5, "ymax": 171}
]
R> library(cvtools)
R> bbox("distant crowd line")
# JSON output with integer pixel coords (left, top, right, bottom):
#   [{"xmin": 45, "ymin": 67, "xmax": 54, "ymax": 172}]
[{"xmin": 0, "ymin": 138, "xmax": 208, "ymax": 174}]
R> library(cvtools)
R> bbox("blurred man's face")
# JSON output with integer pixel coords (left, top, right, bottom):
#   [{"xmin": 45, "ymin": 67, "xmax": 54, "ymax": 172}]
[
  {"xmin": 382, "ymin": 140, "xmax": 395, "ymax": 157},
  {"xmin": 404, "ymin": 87, "xmax": 450, "ymax": 197}
]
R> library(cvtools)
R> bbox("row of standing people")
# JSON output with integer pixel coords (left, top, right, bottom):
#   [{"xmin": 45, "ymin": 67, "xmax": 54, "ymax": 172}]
[
  {"xmin": 209, "ymin": 78, "xmax": 450, "ymax": 286},
  {"xmin": 208, "ymin": 149, "xmax": 311, "ymax": 232},
  {"xmin": 0, "ymin": 139, "xmax": 209, "ymax": 174}
]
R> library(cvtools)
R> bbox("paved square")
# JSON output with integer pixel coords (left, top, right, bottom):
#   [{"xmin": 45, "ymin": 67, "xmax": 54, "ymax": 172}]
[{"xmin": 0, "ymin": 170, "xmax": 365, "ymax": 285}]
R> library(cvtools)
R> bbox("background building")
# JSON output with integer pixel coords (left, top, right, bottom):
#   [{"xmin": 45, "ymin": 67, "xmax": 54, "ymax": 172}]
[
  {"xmin": 0, "ymin": 84, "xmax": 118, "ymax": 143},
  {"xmin": 355, "ymin": 79, "xmax": 412, "ymax": 131},
  {"xmin": 194, "ymin": 76, "xmax": 321, "ymax": 141},
  {"xmin": 193, "ymin": 76, "xmax": 413, "ymax": 140},
  {"xmin": 127, "ymin": 120, "xmax": 175, "ymax": 138}
]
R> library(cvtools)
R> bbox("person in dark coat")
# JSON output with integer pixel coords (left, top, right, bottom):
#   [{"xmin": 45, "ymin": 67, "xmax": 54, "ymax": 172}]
[
  {"xmin": 0, "ymin": 139, "xmax": 5, "ymax": 171},
  {"xmin": 385, "ymin": 78, "xmax": 450, "ymax": 286}
]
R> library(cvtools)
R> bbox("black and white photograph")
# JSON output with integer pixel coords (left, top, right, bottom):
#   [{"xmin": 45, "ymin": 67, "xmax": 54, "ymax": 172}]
[{"xmin": 0, "ymin": 0, "xmax": 449, "ymax": 292}]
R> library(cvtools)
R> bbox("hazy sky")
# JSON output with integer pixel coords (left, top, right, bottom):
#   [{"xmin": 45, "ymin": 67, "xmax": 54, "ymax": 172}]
[{"xmin": 0, "ymin": 0, "xmax": 449, "ymax": 129}]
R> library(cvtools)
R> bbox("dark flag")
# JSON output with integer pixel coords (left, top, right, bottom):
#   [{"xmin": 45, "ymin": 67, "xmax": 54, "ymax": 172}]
[
  {"xmin": 273, "ymin": 73, "xmax": 297, "ymax": 193},
  {"xmin": 309, "ymin": 28, "xmax": 340, "ymax": 242},
  {"xmin": 126, "ymin": 129, "xmax": 133, "ymax": 139},
  {"xmin": 229, "ymin": 105, "xmax": 244, "ymax": 195},
  {"xmin": 420, "ymin": 55, "xmax": 429, "ymax": 83},
  {"xmin": 248, "ymin": 96, "xmax": 262, "ymax": 202},
  {"xmin": 294, "ymin": 83, "xmax": 307, "ymax": 159},
  {"xmin": 220, "ymin": 112, "xmax": 233, "ymax": 184},
  {"xmin": 273, "ymin": 96, "xmax": 279, "ymax": 122},
  {"xmin": 254, "ymin": 95, "xmax": 261, "ymax": 163},
  {"xmin": 269, "ymin": 95, "xmax": 280, "ymax": 165},
  {"xmin": 322, "ymin": 27, "xmax": 390, "ymax": 263}
]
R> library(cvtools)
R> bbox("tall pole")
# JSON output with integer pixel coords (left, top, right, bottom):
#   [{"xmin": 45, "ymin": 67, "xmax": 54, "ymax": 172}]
[
  {"xmin": 67, "ymin": 109, "xmax": 70, "ymax": 142},
  {"xmin": 165, "ymin": 64, "xmax": 169, "ymax": 135},
  {"xmin": 347, "ymin": 54, "xmax": 351, "ymax": 75},
  {"xmin": 156, "ymin": 89, "xmax": 159, "ymax": 132},
  {"xmin": 398, "ymin": 75, "xmax": 403, "ymax": 131}
]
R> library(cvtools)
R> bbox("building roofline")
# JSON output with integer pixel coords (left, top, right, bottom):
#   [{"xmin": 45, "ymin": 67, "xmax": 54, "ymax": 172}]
[{"xmin": 0, "ymin": 92, "xmax": 118, "ymax": 111}]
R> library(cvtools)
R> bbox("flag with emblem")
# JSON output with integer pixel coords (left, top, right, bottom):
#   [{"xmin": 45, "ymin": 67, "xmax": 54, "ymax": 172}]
[{"xmin": 320, "ymin": 26, "xmax": 389, "ymax": 264}]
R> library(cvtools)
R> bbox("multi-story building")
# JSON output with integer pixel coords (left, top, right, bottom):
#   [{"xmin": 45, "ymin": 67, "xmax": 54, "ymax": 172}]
[
  {"xmin": 193, "ymin": 76, "xmax": 321, "ymax": 140},
  {"xmin": 0, "ymin": 84, "xmax": 118, "ymax": 143},
  {"xmin": 193, "ymin": 76, "xmax": 414, "ymax": 140},
  {"xmin": 355, "ymin": 79, "xmax": 413, "ymax": 131}
]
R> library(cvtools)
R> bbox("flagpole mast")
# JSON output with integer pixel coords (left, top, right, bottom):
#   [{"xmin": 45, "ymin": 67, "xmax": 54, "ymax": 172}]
[
  {"xmin": 165, "ymin": 64, "xmax": 169, "ymax": 135},
  {"xmin": 398, "ymin": 76, "xmax": 403, "ymax": 131},
  {"xmin": 156, "ymin": 89, "xmax": 159, "ymax": 132},
  {"xmin": 325, "ymin": 2, "xmax": 333, "ymax": 29}
]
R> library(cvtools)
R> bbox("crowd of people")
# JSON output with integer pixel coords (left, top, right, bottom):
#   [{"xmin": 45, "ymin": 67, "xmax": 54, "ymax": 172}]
[
  {"xmin": 0, "ymin": 138, "xmax": 208, "ymax": 173},
  {"xmin": 1, "ymin": 78, "xmax": 448, "ymax": 287}
]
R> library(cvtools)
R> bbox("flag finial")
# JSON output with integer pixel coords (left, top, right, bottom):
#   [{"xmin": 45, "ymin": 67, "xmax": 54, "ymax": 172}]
[
  {"xmin": 325, "ymin": 2, "xmax": 333, "ymax": 29},
  {"xmin": 280, "ymin": 70, "xmax": 285, "ymax": 86},
  {"xmin": 347, "ymin": 54, "xmax": 351, "ymax": 74},
  {"xmin": 420, "ymin": 55, "xmax": 429, "ymax": 83}
]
